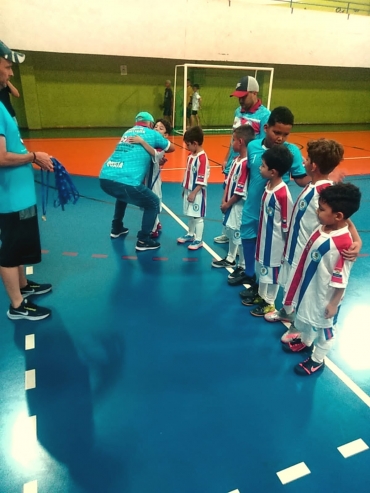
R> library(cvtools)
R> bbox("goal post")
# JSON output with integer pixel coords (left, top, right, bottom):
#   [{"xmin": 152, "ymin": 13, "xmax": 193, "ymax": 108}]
[{"xmin": 173, "ymin": 63, "xmax": 274, "ymax": 135}]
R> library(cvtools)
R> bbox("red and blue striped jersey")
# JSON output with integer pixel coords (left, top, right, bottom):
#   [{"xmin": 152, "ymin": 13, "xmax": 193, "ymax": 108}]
[{"xmin": 182, "ymin": 150, "xmax": 210, "ymax": 191}]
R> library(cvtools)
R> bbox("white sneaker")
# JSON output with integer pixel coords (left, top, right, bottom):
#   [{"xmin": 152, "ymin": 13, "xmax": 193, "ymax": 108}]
[
  {"xmin": 188, "ymin": 240, "xmax": 203, "ymax": 250},
  {"xmin": 264, "ymin": 307, "xmax": 295, "ymax": 324},
  {"xmin": 281, "ymin": 324, "xmax": 300, "ymax": 343},
  {"xmin": 213, "ymin": 234, "xmax": 229, "ymax": 244}
]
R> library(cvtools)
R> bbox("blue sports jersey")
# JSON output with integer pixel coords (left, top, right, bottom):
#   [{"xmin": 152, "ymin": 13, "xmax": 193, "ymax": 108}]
[
  {"xmin": 0, "ymin": 103, "xmax": 36, "ymax": 213},
  {"xmin": 224, "ymin": 101, "xmax": 270, "ymax": 175},
  {"xmin": 99, "ymin": 125, "xmax": 170, "ymax": 186},
  {"xmin": 240, "ymin": 138, "xmax": 306, "ymax": 240}
]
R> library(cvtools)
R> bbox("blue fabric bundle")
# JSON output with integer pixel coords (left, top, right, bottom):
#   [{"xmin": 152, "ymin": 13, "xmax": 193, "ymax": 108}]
[{"xmin": 41, "ymin": 158, "xmax": 79, "ymax": 218}]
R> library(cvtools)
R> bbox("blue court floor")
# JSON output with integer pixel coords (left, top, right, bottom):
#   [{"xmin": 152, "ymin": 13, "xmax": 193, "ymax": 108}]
[{"xmin": 0, "ymin": 173, "xmax": 369, "ymax": 493}]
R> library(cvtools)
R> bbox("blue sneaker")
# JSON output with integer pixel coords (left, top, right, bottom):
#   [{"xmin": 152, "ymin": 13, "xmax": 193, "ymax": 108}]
[
  {"xmin": 177, "ymin": 234, "xmax": 195, "ymax": 244},
  {"xmin": 188, "ymin": 240, "xmax": 203, "ymax": 250}
]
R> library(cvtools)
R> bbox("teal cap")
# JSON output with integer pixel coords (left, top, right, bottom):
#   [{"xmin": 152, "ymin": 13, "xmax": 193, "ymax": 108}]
[{"xmin": 135, "ymin": 112, "xmax": 155, "ymax": 123}]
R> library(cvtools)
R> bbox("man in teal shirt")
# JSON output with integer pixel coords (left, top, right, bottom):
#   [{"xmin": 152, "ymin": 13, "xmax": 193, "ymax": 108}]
[
  {"xmin": 0, "ymin": 40, "xmax": 54, "ymax": 321},
  {"xmin": 100, "ymin": 112, "xmax": 175, "ymax": 251}
]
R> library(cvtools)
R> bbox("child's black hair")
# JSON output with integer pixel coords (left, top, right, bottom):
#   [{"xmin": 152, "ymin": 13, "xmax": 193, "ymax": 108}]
[
  {"xmin": 267, "ymin": 106, "xmax": 294, "ymax": 127},
  {"xmin": 262, "ymin": 145, "xmax": 293, "ymax": 176},
  {"xmin": 233, "ymin": 124, "xmax": 255, "ymax": 145},
  {"xmin": 155, "ymin": 118, "xmax": 172, "ymax": 136},
  {"xmin": 307, "ymin": 138, "xmax": 343, "ymax": 175},
  {"xmin": 193, "ymin": 84, "xmax": 200, "ymax": 90},
  {"xmin": 319, "ymin": 182, "xmax": 361, "ymax": 219},
  {"xmin": 184, "ymin": 126, "xmax": 204, "ymax": 145}
]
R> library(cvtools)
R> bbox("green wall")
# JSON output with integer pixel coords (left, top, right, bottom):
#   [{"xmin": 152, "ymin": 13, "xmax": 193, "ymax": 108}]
[{"xmin": 10, "ymin": 52, "xmax": 370, "ymax": 130}]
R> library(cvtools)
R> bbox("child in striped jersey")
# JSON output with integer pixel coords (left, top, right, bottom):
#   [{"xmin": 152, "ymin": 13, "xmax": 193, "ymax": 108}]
[
  {"xmin": 242, "ymin": 145, "xmax": 293, "ymax": 316},
  {"xmin": 282, "ymin": 183, "xmax": 361, "ymax": 376},
  {"xmin": 264, "ymin": 139, "xmax": 362, "ymax": 342},
  {"xmin": 177, "ymin": 126, "xmax": 210, "ymax": 250},
  {"xmin": 212, "ymin": 125, "xmax": 255, "ymax": 269}
]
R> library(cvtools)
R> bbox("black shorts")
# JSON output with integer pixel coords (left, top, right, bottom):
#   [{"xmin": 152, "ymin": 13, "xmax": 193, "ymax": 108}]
[
  {"xmin": 191, "ymin": 110, "xmax": 198, "ymax": 116},
  {"xmin": 186, "ymin": 106, "xmax": 192, "ymax": 118},
  {"xmin": 0, "ymin": 205, "xmax": 42, "ymax": 267}
]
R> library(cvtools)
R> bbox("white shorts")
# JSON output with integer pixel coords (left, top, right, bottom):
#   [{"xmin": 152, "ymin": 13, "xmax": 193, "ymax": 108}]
[
  {"xmin": 255, "ymin": 262, "xmax": 280, "ymax": 285},
  {"xmin": 183, "ymin": 188, "xmax": 206, "ymax": 218},
  {"xmin": 278, "ymin": 259, "xmax": 293, "ymax": 288}
]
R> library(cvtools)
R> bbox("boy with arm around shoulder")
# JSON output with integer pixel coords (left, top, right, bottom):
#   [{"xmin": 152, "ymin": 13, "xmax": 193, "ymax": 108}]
[{"xmin": 282, "ymin": 182, "xmax": 361, "ymax": 376}]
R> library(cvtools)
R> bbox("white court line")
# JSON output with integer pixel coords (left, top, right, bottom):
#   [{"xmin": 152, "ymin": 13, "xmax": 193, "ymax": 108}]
[
  {"xmin": 164, "ymin": 200, "xmax": 370, "ymax": 409},
  {"xmin": 25, "ymin": 369, "xmax": 36, "ymax": 390},
  {"xmin": 23, "ymin": 480, "xmax": 37, "ymax": 493},
  {"xmin": 228, "ymin": 490, "xmax": 240, "ymax": 493},
  {"xmin": 25, "ymin": 334, "xmax": 35, "ymax": 350},
  {"xmin": 26, "ymin": 266, "xmax": 34, "ymax": 275},
  {"xmin": 344, "ymin": 156, "xmax": 370, "ymax": 160},
  {"xmin": 338, "ymin": 438, "xmax": 369, "ymax": 458},
  {"xmin": 276, "ymin": 462, "xmax": 311, "ymax": 485}
]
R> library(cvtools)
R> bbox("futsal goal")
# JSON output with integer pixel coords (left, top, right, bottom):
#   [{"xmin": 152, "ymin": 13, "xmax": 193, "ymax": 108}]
[{"xmin": 173, "ymin": 63, "xmax": 274, "ymax": 135}]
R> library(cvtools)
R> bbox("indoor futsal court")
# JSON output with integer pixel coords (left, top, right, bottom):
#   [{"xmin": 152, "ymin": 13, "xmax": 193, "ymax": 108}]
[
  {"xmin": 0, "ymin": 128, "xmax": 369, "ymax": 493},
  {"xmin": 1, "ymin": 0, "xmax": 370, "ymax": 492}
]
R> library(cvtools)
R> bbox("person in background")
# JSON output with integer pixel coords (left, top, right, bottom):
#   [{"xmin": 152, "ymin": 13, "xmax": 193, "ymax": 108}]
[
  {"xmin": 186, "ymin": 78, "xmax": 194, "ymax": 128},
  {"xmin": 190, "ymin": 84, "xmax": 201, "ymax": 127},
  {"xmin": 163, "ymin": 80, "xmax": 173, "ymax": 126}
]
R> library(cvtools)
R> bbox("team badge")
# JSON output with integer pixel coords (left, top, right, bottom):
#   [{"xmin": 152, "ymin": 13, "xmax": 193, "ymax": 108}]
[
  {"xmin": 311, "ymin": 250, "xmax": 321, "ymax": 262},
  {"xmin": 193, "ymin": 204, "xmax": 199, "ymax": 212},
  {"xmin": 234, "ymin": 231, "xmax": 240, "ymax": 239},
  {"xmin": 260, "ymin": 266, "xmax": 268, "ymax": 276},
  {"xmin": 192, "ymin": 165, "xmax": 197, "ymax": 173},
  {"xmin": 298, "ymin": 199, "xmax": 307, "ymax": 211},
  {"xmin": 266, "ymin": 206, "xmax": 274, "ymax": 216}
]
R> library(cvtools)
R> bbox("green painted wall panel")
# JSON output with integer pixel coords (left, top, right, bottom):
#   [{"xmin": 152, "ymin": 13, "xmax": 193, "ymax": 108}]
[{"xmin": 13, "ymin": 52, "xmax": 370, "ymax": 129}]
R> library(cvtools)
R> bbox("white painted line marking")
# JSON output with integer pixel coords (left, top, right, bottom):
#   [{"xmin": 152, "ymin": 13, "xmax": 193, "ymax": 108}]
[
  {"xmin": 25, "ymin": 334, "xmax": 35, "ymax": 350},
  {"xmin": 23, "ymin": 480, "xmax": 37, "ymax": 493},
  {"xmin": 228, "ymin": 490, "xmax": 240, "ymax": 493},
  {"xmin": 25, "ymin": 369, "xmax": 36, "ymax": 390},
  {"xmin": 276, "ymin": 462, "xmax": 311, "ymax": 484},
  {"xmin": 26, "ymin": 266, "xmax": 33, "ymax": 275},
  {"xmin": 325, "ymin": 358, "xmax": 370, "ymax": 408},
  {"xmin": 338, "ymin": 438, "xmax": 369, "ymax": 458}
]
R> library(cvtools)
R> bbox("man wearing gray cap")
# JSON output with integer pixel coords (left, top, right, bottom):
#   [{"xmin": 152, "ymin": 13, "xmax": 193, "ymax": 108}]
[
  {"xmin": 0, "ymin": 40, "xmax": 54, "ymax": 321},
  {"xmin": 214, "ymin": 75, "xmax": 271, "ymax": 244}
]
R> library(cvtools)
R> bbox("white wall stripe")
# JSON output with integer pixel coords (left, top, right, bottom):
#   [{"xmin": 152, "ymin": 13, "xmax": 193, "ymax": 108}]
[
  {"xmin": 25, "ymin": 334, "xmax": 35, "ymax": 350},
  {"xmin": 25, "ymin": 266, "xmax": 34, "ymax": 275},
  {"xmin": 276, "ymin": 462, "xmax": 311, "ymax": 485},
  {"xmin": 338, "ymin": 438, "xmax": 369, "ymax": 458},
  {"xmin": 23, "ymin": 480, "xmax": 37, "ymax": 493},
  {"xmin": 25, "ymin": 369, "xmax": 36, "ymax": 390}
]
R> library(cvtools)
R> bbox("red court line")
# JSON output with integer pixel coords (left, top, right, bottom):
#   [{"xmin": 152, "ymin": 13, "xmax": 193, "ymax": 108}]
[
  {"xmin": 62, "ymin": 252, "xmax": 78, "ymax": 256},
  {"xmin": 41, "ymin": 250, "xmax": 49, "ymax": 254},
  {"xmin": 358, "ymin": 253, "xmax": 369, "ymax": 257},
  {"xmin": 152, "ymin": 257, "xmax": 168, "ymax": 261},
  {"xmin": 183, "ymin": 258, "xmax": 199, "ymax": 262},
  {"xmin": 122, "ymin": 255, "xmax": 138, "ymax": 260},
  {"xmin": 92, "ymin": 254, "xmax": 108, "ymax": 258}
]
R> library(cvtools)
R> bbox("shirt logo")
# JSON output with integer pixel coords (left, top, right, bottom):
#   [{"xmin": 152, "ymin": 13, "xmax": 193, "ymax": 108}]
[
  {"xmin": 106, "ymin": 160, "xmax": 123, "ymax": 168},
  {"xmin": 266, "ymin": 205, "xmax": 274, "ymax": 216},
  {"xmin": 298, "ymin": 199, "xmax": 308, "ymax": 211},
  {"xmin": 311, "ymin": 250, "xmax": 321, "ymax": 262},
  {"xmin": 192, "ymin": 165, "xmax": 197, "ymax": 173}
]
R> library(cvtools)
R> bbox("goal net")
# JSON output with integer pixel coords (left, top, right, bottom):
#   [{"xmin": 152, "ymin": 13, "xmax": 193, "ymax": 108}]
[{"xmin": 173, "ymin": 63, "xmax": 274, "ymax": 135}]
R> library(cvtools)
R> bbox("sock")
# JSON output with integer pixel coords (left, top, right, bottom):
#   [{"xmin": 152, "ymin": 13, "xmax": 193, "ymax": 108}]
[
  {"xmin": 242, "ymin": 238, "xmax": 257, "ymax": 278},
  {"xmin": 194, "ymin": 217, "xmax": 204, "ymax": 241},
  {"xmin": 226, "ymin": 241, "xmax": 238, "ymax": 262}
]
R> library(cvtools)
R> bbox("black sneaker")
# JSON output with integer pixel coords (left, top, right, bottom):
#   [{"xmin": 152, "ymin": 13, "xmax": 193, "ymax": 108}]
[
  {"xmin": 135, "ymin": 239, "xmax": 160, "ymax": 251},
  {"xmin": 294, "ymin": 357, "xmax": 325, "ymax": 376},
  {"xmin": 228, "ymin": 272, "xmax": 256, "ymax": 287},
  {"xmin": 227, "ymin": 266, "xmax": 244, "ymax": 280},
  {"xmin": 239, "ymin": 282, "xmax": 259, "ymax": 300},
  {"xmin": 21, "ymin": 280, "xmax": 52, "ymax": 298},
  {"xmin": 110, "ymin": 226, "xmax": 129, "ymax": 238},
  {"xmin": 211, "ymin": 257, "xmax": 236, "ymax": 268},
  {"xmin": 7, "ymin": 299, "xmax": 51, "ymax": 321}
]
